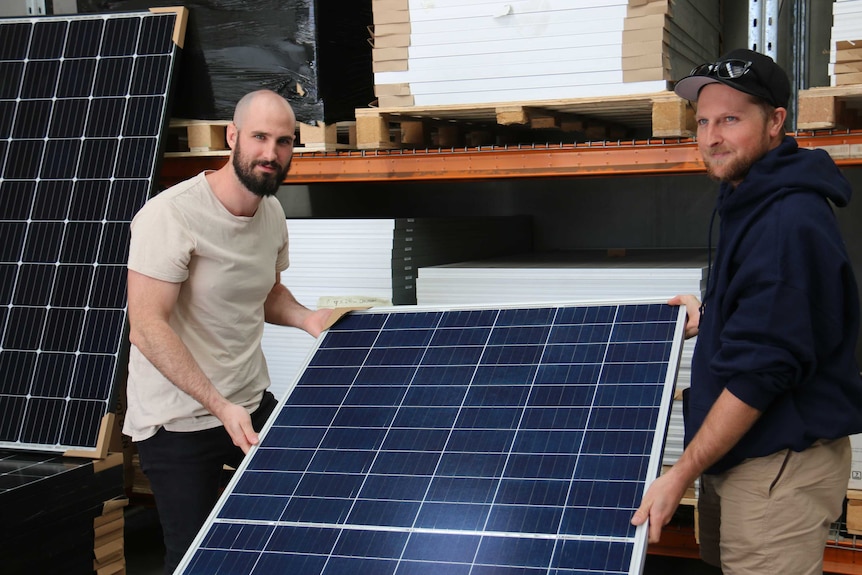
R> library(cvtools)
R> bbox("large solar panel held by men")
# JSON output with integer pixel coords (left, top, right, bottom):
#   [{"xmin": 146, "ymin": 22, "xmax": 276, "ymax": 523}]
[
  {"xmin": 178, "ymin": 301, "xmax": 685, "ymax": 575},
  {"xmin": 0, "ymin": 9, "xmax": 184, "ymax": 453}
]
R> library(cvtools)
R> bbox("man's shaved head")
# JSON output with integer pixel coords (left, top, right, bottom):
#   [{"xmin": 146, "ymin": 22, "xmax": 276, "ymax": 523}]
[{"xmin": 232, "ymin": 89, "xmax": 294, "ymax": 129}]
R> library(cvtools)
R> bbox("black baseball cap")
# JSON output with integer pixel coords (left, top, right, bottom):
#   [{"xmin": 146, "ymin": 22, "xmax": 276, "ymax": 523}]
[{"xmin": 674, "ymin": 48, "xmax": 790, "ymax": 109}]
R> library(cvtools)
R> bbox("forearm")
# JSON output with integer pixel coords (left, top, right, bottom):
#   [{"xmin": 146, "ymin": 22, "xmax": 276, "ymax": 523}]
[
  {"xmin": 631, "ymin": 388, "xmax": 762, "ymax": 541},
  {"xmin": 264, "ymin": 282, "xmax": 312, "ymax": 328},
  {"xmin": 130, "ymin": 320, "xmax": 230, "ymax": 418},
  {"xmin": 669, "ymin": 388, "xmax": 762, "ymax": 485}
]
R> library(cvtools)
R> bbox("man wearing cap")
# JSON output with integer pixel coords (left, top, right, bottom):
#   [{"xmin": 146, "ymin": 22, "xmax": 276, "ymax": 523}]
[{"xmin": 632, "ymin": 48, "xmax": 862, "ymax": 573}]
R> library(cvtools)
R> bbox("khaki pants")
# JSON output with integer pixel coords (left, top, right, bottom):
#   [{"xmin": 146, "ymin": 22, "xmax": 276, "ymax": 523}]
[{"xmin": 698, "ymin": 437, "xmax": 850, "ymax": 575}]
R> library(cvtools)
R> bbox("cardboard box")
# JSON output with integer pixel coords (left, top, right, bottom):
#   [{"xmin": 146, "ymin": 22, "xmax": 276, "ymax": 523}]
[{"xmin": 849, "ymin": 433, "xmax": 862, "ymax": 490}]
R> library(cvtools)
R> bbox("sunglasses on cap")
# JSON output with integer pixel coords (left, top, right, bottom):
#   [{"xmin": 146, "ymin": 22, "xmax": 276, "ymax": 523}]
[
  {"xmin": 689, "ymin": 58, "xmax": 752, "ymax": 80},
  {"xmin": 690, "ymin": 59, "xmax": 756, "ymax": 80},
  {"xmin": 675, "ymin": 50, "xmax": 789, "ymax": 108}
]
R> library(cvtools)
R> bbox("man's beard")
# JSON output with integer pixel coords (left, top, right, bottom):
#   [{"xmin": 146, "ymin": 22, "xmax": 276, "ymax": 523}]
[
  {"xmin": 704, "ymin": 154, "xmax": 752, "ymax": 184},
  {"xmin": 232, "ymin": 141, "xmax": 291, "ymax": 197},
  {"xmin": 702, "ymin": 131, "xmax": 772, "ymax": 185}
]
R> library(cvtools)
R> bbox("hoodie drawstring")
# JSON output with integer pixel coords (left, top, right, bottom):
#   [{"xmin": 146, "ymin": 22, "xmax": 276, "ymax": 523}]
[{"xmin": 700, "ymin": 201, "xmax": 720, "ymax": 317}]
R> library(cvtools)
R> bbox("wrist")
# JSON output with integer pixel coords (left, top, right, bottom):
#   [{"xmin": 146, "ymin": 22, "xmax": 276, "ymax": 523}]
[
  {"xmin": 664, "ymin": 458, "xmax": 701, "ymax": 491},
  {"xmin": 204, "ymin": 391, "xmax": 232, "ymax": 419}
]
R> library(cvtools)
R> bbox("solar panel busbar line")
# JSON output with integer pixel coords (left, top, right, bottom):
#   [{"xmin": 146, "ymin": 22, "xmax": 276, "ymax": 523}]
[
  {"xmin": 0, "ymin": 7, "xmax": 186, "ymax": 454},
  {"xmin": 177, "ymin": 300, "xmax": 686, "ymax": 575}
]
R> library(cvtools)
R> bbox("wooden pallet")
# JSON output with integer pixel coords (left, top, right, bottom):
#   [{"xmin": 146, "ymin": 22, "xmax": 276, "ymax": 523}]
[
  {"xmin": 165, "ymin": 119, "xmax": 358, "ymax": 155},
  {"xmin": 130, "ymin": 453, "xmax": 152, "ymax": 496},
  {"xmin": 354, "ymin": 91, "xmax": 695, "ymax": 150},
  {"xmin": 167, "ymin": 119, "xmax": 231, "ymax": 154},
  {"xmin": 164, "ymin": 91, "xmax": 695, "ymax": 154},
  {"xmin": 797, "ymin": 85, "xmax": 862, "ymax": 131},
  {"xmin": 297, "ymin": 121, "xmax": 357, "ymax": 151},
  {"xmin": 847, "ymin": 490, "xmax": 862, "ymax": 536}
]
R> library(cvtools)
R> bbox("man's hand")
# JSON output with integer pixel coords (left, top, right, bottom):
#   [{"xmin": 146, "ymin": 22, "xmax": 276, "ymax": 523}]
[
  {"xmin": 214, "ymin": 401, "xmax": 259, "ymax": 454},
  {"xmin": 301, "ymin": 308, "xmax": 335, "ymax": 338},
  {"xmin": 264, "ymin": 277, "xmax": 335, "ymax": 337},
  {"xmin": 668, "ymin": 294, "xmax": 702, "ymax": 339},
  {"xmin": 631, "ymin": 468, "xmax": 691, "ymax": 543},
  {"xmin": 633, "ymin": 390, "xmax": 762, "ymax": 543}
]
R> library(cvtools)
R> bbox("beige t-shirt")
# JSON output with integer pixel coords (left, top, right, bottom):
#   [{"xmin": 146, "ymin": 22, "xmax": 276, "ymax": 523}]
[{"xmin": 123, "ymin": 172, "xmax": 289, "ymax": 441}]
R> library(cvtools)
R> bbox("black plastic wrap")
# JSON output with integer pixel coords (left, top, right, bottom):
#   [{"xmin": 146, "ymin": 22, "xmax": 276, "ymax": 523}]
[{"xmin": 76, "ymin": 0, "xmax": 373, "ymax": 123}]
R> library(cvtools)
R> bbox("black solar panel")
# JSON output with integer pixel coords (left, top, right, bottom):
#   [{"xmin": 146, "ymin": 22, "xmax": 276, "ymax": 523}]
[
  {"xmin": 178, "ymin": 301, "xmax": 685, "ymax": 575},
  {"xmin": 0, "ymin": 9, "xmax": 184, "ymax": 452},
  {"xmin": 0, "ymin": 449, "xmax": 125, "ymax": 573}
]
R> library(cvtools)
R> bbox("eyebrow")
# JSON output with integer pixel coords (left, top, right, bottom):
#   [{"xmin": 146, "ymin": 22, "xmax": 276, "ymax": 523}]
[{"xmin": 249, "ymin": 130, "xmax": 295, "ymax": 144}]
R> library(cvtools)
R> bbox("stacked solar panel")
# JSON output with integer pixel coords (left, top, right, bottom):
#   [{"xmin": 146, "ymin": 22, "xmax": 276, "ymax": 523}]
[
  {"xmin": 0, "ymin": 10, "xmax": 179, "ymax": 453},
  {"xmin": 0, "ymin": 9, "xmax": 182, "ymax": 574}
]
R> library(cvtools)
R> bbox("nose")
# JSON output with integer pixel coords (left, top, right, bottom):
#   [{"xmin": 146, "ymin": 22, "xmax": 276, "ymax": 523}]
[
  {"xmin": 261, "ymin": 141, "xmax": 278, "ymax": 161},
  {"xmin": 698, "ymin": 122, "xmax": 722, "ymax": 148}
]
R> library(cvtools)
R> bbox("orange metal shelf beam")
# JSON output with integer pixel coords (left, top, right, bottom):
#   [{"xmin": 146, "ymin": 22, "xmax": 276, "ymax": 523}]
[
  {"xmin": 826, "ymin": 541, "xmax": 862, "ymax": 575},
  {"xmin": 159, "ymin": 130, "xmax": 862, "ymax": 187}
]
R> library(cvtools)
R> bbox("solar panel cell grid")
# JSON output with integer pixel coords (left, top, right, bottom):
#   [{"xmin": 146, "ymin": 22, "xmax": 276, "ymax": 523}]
[
  {"xmin": 179, "ymin": 301, "xmax": 685, "ymax": 575},
  {"xmin": 0, "ymin": 10, "xmax": 180, "ymax": 452}
]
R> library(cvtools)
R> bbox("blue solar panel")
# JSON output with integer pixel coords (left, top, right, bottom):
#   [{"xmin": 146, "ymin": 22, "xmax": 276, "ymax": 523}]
[
  {"xmin": 0, "ymin": 10, "xmax": 183, "ymax": 452},
  {"xmin": 177, "ymin": 301, "xmax": 685, "ymax": 575}
]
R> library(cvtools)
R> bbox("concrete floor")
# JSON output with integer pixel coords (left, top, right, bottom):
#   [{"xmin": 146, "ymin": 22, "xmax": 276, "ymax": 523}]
[{"xmin": 123, "ymin": 504, "xmax": 721, "ymax": 575}]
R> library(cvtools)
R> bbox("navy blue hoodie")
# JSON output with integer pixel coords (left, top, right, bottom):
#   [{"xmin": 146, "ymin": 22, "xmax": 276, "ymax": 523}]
[{"xmin": 688, "ymin": 136, "xmax": 862, "ymax": 474}]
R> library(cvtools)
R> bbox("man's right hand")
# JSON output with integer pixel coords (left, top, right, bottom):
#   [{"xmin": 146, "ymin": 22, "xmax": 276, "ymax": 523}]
[
  {"xmin": 215, "ymin": 401, "xmax": 259, "ymax": 454},
  {"xmin": 668, "ymin": 294, "xmax": 702, "ymax": 339}
]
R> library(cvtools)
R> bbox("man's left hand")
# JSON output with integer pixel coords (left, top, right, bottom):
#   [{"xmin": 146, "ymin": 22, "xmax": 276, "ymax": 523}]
[{"xmin": 301, "ymin": 308, "xmax": 335, "ymax": 338}]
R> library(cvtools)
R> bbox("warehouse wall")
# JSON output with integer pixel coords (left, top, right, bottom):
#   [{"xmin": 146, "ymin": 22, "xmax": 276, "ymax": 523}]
[
  {"xmin": 281, "ymin": 165, "xmax": 862, "ymax": 363},
  {"xmin": 281, "ymin": 174, "xmax": 717, "ymax": 250},
  {"xmin": 282, "ymin": 170, "xmax": 857, "ymax": 258}
]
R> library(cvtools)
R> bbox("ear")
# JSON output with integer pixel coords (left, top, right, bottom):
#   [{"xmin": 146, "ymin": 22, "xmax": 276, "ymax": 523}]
[
  {"xmin": 769, "ymin": 107, "xmax": 787, "ymax": 137},
  {"xmin": 226, "ymin": 122, "xmax": 238, "ymax": 150}
]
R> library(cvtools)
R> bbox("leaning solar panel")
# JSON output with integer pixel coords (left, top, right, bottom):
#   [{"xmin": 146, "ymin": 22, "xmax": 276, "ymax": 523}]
[
  {"xmin": 0, "ymin": 9, "xmax": 185, "ymax": 452},
  {"xmin": 178, "ymin": 301, "xmax": 686, "ymax": 575}
]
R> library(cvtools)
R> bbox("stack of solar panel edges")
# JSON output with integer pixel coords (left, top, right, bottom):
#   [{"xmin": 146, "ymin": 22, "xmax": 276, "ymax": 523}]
[
  {"xmin": 416, "ymin": 249, "xmax": 709, "ymax": 466},
  {"xmin": 370, "ymin": 0, "xmax": 720, "ymax": 107},
  {"xmin": 0, "ymin": 451, "xmax": 125, "ymax": 574},
  {"xmin": 829, "ymin": 0, "xmax": 862, "ymax": 85},
  {"xmin": 261, "ymin": 216, "xmax": 532, "ymax": 399}
]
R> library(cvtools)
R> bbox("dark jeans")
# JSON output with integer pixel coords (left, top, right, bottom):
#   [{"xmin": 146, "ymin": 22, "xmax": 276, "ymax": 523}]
[{"xmin": 136, "ymin": 391, "xmax": 278, "ymax": 575}]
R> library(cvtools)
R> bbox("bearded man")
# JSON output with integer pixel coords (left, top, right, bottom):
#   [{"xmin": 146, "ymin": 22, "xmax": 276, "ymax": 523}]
[
  {"xmin": 125, "ymin": 90, "xmax": 332, "ymax": 574},
  {"xmin": 632, "ymin": 49, "xmax": 862, "ymax": 575}
]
